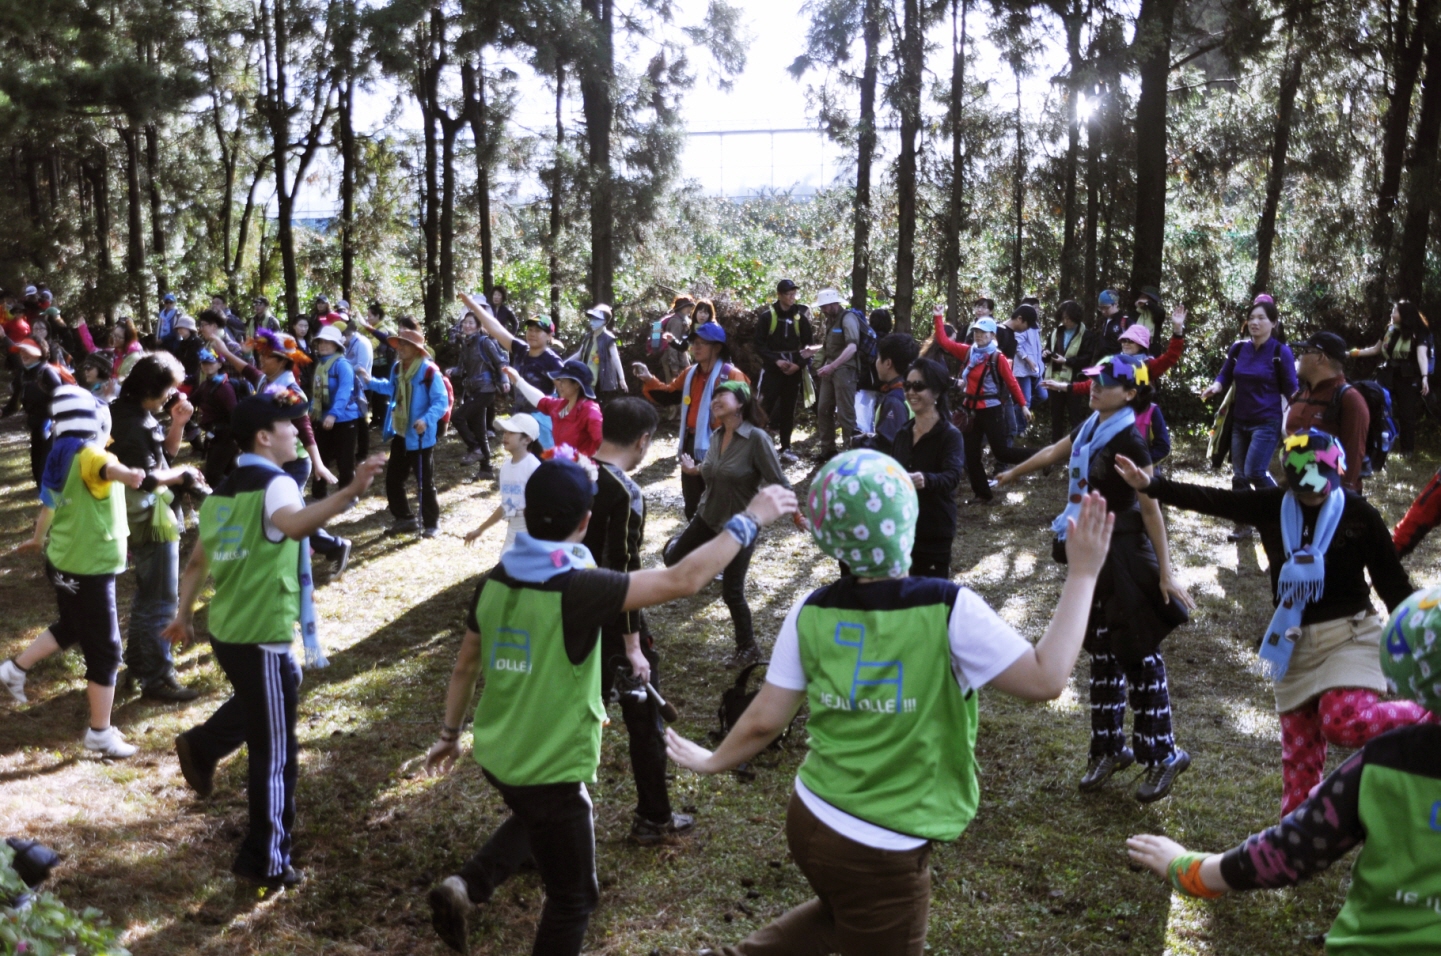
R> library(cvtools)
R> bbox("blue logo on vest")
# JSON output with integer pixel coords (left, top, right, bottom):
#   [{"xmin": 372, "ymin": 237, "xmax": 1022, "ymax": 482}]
[
  {"xmin": 490, "ymin": 628, "xmax": 532, "ymax": 674},
  {"xmin": 834, "ymin": 622, "xmax": 904, "ymax": 712},
  {"xmin": 1430, "ymin": 800, "xmax": 1441, "ymax": 832},
  {"xmin": 212, "ymin": 504, "xmax": 247, "ymax": 561}
]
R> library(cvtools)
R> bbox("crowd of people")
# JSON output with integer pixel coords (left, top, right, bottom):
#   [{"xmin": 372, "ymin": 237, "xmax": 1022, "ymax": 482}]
[{"xmin": 1, "ymin": 276, "xmax": 1440, "ymax": 955}]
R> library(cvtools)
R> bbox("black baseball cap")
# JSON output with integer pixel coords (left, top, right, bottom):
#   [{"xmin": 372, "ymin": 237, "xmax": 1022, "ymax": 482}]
[
  {"xmin": 525, "ymin": 460, "xmax": 595, "ymax": 539},
  {"xmin": 777, "ymin": 279, "xmax": 799, "ymax": 293},
  {"xmin": 231, "ymin": 390, "xmax": 310, "ymax": 446},
  {"xmin": 1297, "ymin": 331, "xmax": 1347, "ymax": 363}
]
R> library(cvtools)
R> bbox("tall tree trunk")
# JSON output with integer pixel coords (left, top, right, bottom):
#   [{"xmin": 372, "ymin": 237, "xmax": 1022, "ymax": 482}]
[
  {"xmin": 1252, "ymin": 27, "xmax": 1303, "ymax": 298},
  {"xmin": 1128, "ymin": 0, "xmax": 1177, "ymax": 298},
  {"xmin": 87, "ymin": 146, "xmax": 111, "ymax": 276},
  {"xmin": 1058, "ymin": 9, "xmax": 1084, "ymax": 300},
  {"xmin": 261, "ymin": 0, "xmax": 303, "ymax": 322},
  {"xmin": 550, "ymin": 64, "xmax": 566, "ymax": 325},
  {"xmin": 1084, "ymin": 80, "xmax": 1102, "ymax": 317},
  {"xmin": 1369, "ymin": 0, "xmax": 1434, "ymax": 319},
  {"xmin": 943, "ymin": 0, "xmax": 968, "ymax": 328},
  {"xmin": 338, "ymin": 73, "xmax": 357, "ymax": 301},
  {"xmin": 122, "ymin": 124, "xmax": 147, "ymax": 316},
  {"xmin": 463, "ymin": 54, "xmax": 495, "ymax": 295},
  {"xmin": 234, "ymin": 158, "xmax": 268, "ymax": 282},
  {"xmin": 893, "ymin": 0, "xmax": 924, "ymax": 332},
  {"xmin": 418, "ymin": 16, "xmax": 442, "ymax": 328},
  {"xmin": 580, "ymin": 0, "xmax": 615, "ymax": 306},
  {"xmin": 440, "ymin": 113, "xmax": 460, "ymax": 307},
  {"xmin": 852, "ymin": 0, "xmax": 881, "ymax": 310},
  {"xmin": 145, "ymin": 123, "xmax": 166, "ymax": 296},
  {"xmin": 1011, "ymin": 69, "xmax": 1024, "ymax": 306},
  {"xmin": 1397, "ymin": 21, "xmax": 1441, "ymax": 300}
]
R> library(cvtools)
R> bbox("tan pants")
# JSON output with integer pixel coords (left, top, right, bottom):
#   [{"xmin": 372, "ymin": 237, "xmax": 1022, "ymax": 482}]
[
  {"xmin": 718, "ymin": 792, "xmax": 931, "ymax": 956},
  {"xmin": 816, "ymin": 365, "xmax": 858, "ymax": 452}
]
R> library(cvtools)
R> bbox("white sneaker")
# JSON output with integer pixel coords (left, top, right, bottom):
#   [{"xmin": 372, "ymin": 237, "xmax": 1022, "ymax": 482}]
[
  {"xmin": 779, "ymin": 450, "xmax": 799, "ymax": 464},
  {"xmin": 84, "ymin": 726, "xmax": 137, "ymax": 759},
  {"xmin": 0, "ymin": 660, "xmax": 27, "ymax": 704}
]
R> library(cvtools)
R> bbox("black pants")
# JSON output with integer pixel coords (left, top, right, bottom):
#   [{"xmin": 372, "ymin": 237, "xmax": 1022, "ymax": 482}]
[
  {"xmin": 664, "ymin": 518, "xmax": 756, "ymax": 650},
  {"xmin": 759, "ymin": 366, "xmax": 803, "ymax": 451},
  {"xmin": 312, "ymin": 420, "xmax": 356, "ymax": 500},
  {"xmin": 356, "ymin": 399, "xmax": 373, "ymax": 460},
  {"xmin": 386, "ymin": 438, "xmax": 440, "ymax": 530},
  {"xmin": 203, "ymin": 429, "xmax": 239, "ymax": 488},
  {"xmin": 680, "ymin": 433, "xmax": 706, "ymax": 522},
  {"xmin": 909, "ymin": 546, "xmax": 952, "ymax": 581},
  {"xmin": 29, "ymin": 428, "xmax": 51, "ymax": 488},
  {"xmin": 46, "ymin": 563, "xmax": 121, "ymax": 686},
  {"xmin": 599, "ymin": 619, "xmax": 671, "ymax": 822},
  {"xmin": 454, "ymin": 392, "xmax": 495, "ymax": 458},
  {"xmin": 3, "ymin": 351, "xmax": 21, "ymax": 415},
  {"xmin": 1049, "ymin": 386, "xmax": 1090, "ymax": 443},
  {"xmin": 1392, "ymin": 375, "xmax": 1424, "ymax": 453},
  {"xmin": 963, "ymin": 406, "xmax": 1015, "ymax": 499},
  {"xmin": 457, "ymin": 771, "xmax": 599, "ymax": 956},
  {"xmin": 1088, "ymin": 651, "xmax": 1175, "ymax": 767},
  {"xmin": 184, "ymin": 640, "xmax": 300, "ymax": 879}
]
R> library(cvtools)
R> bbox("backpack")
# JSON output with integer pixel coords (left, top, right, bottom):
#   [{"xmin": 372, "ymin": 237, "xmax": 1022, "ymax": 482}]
[
  {"xmin": 842, "ymin": 308, "xmax": 881, "ymax": 391},
  {"xmin": 646, "ymin": 318, "xmax": 666, "ymax": 356},
  {"xmin": 1327, "ymin": 381, "xmax": 1396, "ymax": 474},
  {"xmin": 716, "ymin": 661, "xmax": 790, "ymax": 774},
  {"xmin": 419, "ymin": 361, "xmax": 456, "ymax": 433}
]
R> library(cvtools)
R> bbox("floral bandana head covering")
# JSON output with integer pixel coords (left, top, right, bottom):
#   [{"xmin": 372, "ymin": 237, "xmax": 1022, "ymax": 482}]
[
  {"xmin": 1382, "ymin": 586, "xmax": 1441, "ymax": 713},
  {"xmin": 1081, "ymin": 352, "xmax": 1149, "ymax": 387},
  {"xmin": 1282, "ymin": 429, "xmax": 1345, "ymax": 494},
  {"xmin": 805, "ymin": 449, "xmax": 918, "ymax": 578}
]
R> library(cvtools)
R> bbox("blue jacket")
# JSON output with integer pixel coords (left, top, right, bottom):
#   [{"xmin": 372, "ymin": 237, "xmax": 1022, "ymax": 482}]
[
  {"xmin": 314, "ymin": 354, "xmax": 360, "ymax": 424},
  {"xmin": 371, "ymin": 358, "xmax": 449, "ymax": 450}
]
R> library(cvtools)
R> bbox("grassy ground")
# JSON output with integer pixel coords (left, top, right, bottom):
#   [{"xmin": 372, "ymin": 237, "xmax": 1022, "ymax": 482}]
[{"xmin": 0, "ymin": 408, "xmax": 1437, "ymax": 956}]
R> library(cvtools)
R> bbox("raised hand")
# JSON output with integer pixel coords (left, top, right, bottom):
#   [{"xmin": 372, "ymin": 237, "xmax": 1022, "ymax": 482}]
[
  {"xmin": 1063, "ymin": 492, "xmax": 1115, "ymax": 578},
  {"xmin": 743, "ymin": 485, "xmax": 799, "ymax": 526},
  {"xmin": 1112, "ymin": 454, "xmax": 1151, "ymax": 491}
]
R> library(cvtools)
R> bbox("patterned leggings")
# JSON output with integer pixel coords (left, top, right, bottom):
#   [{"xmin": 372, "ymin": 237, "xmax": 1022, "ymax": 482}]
[
  {"xmin": 1089, "ymin": 652, "xmax": 1176, "ymax": 767},
  {"xmin": 1279, "ymin": 688, "xmax": 1433, "ymax": 816}
]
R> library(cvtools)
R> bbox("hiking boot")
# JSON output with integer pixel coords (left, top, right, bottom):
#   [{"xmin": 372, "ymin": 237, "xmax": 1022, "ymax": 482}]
[
  {"xmin": 0, "ymin": 659, "xmax": 27, "ymax": 704},
  {"xmin": 629, "ymin": 812, "xmax": 696, "ymax": 846},
  {"xmin": 1078, "ymin": 748, "xmax": 1135, "ymax": 792},
  {"xmin": 388, "ymin": 517, "xmax": 422, "ymax": 535},
  {"xmin": 1227, "ymin": 525, "xmax": 1253, "ymax": 541},
  {"xmin": 428, "ymin": 875, "xmax": 473, "ymax": 954},
  {"xmin": 142, "ymin": 676, "xmax": 201, "ymax": 703},
  {"xmin": 779, "ymin": 449, "xmax": 799, "ymax": 465},
  {"xmin": 84, "ymin": 726, "xmax": 137, "ymax": 759},
  {"xmin": 233, "ymin": 861, "xmax": 305, "ymax": 892},
  {"xmin": 460, "ymin": 449, "xmax": 484, "ymax": 465},
  {"xmin": 729, "ymin": 642, "xmax": 761, "ymax": 668},
  {"xmin": 175, "ymin": 732, "xmax": 216, "ymax": 798},
  {"xmin": 332, "ymin": 538, "xmax": 353, "ymax": 576},
  {"xmin": 1136, "ymin": 749, "xmax": 1191, "ymax": 803}
]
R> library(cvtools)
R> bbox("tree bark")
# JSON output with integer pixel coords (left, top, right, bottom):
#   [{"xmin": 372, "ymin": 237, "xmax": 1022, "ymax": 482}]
[
  {"xmin": 852, "ymin": 0, "xmax": 881, "ymax": 310},
  {"xmin": 580, "ymin": 0, "xmax": 615, "ymax": 306},
  {"xmin": 440, "ymin": 110, "xmax": 461, "ymax": 308},
  {"xmin": 121, "ymin": 124, "xmax": 146, "ymax": 315},
  {"xmin": 1397, "ymin": 19, "xmax": 1441, "ymax": 300},
  {"xmin": 1083, "ymin": 80, "xmax": 1102, "ymax": 318},
  {"xmin": 892, "ymin": 0, "xmax": 924, "ymax": 332},
  {"xmin": 1252, "ymin": 27, "xmax": 1303, "ymax": 298},
  {"xmin": 144, "ymin": 124, "xmax": 166, "ymax": 297},
  {"xmin": 338, "ymin": 72, "xmax": 357, "ymax": 302},
  {"xmin": 86, "ymin": 146, "xmax": 111, "ymax": 276},
  {"xmin": 1128, "ymin": 0, "xmax": 1176, "ymax": 298},
  {"xmin": 943, "ymin": 0, "xmax": 968, "ymax": 329},
  {"xmin": 1011, "ymin": 69, "xmax": 1024, "ymax": 306},
  {"xmin": 463, "ymin": 54, "xmax": 495, "ymax": 296},
  {"xmin": 550, "ymin": 63, "xmax": 566, "ymax": 325},
  {"xmin": 234, "ymin": 158, "xmax": 269, "ymax": 283},
  {"xmin": 1058, "ymin": 7, "xmax": 1084, "ymax": 300}
]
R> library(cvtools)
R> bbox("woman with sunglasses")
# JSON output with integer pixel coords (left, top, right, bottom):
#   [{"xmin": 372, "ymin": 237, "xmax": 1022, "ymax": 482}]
[{"xmin": 887, "ymin": 358, "xmax": 965, "ymax": 579}]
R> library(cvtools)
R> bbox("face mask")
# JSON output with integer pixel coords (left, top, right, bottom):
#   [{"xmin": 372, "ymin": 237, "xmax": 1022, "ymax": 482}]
[{"xmin": 590, "ymin": 317, "xmax": 607, "ymax": 330}]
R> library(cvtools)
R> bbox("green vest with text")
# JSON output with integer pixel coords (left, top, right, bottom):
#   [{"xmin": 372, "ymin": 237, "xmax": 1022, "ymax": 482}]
[
  {"xmin": 45, "ymin": 448, "xmax": 127, "ymax": 577},
  {"xmin": 471, "ymin": 572, "xmax": 606, "ymax": 786},
  {"xmin": 795, "ymin": 593, "xmax": 980, "ymax": 841},
  {"xmin": 199, "ymin": 466, "xmax": 300, "ymax": 644}
]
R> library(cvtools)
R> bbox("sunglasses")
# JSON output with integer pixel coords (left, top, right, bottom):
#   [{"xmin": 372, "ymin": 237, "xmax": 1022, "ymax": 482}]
[{"xmin": 903, "ymin": 380, "xmax": 931, "ymax": 392}]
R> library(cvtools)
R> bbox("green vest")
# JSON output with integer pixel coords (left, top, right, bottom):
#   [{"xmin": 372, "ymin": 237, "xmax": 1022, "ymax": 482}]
[
  {"xmin": 1051, "ymin": 326, "xmax": 1085, "ymax": 383},
  {"xmin": 45, "ymin": 447, "xmax": 127, "ymax": 577},
  {"xmin": 1383, "ymin": 327, "xmax": 1414, "ymax": 361},
  {"xmin": 199, "ymin": 465, "xmax": 300, "ymax": 644},
  {"xmin": 471, "ymin": 570, "xmax": 606, "ymax": 786},
  {"xmin": 795, "ymin": 583, "xmax": 980, "ymax": 842},
  {"xmin": 1327, "ymin": 763, "xmax": 1441, "ymax": 953}
]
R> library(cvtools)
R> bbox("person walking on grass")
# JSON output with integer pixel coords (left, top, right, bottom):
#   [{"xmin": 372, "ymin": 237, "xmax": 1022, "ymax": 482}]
[
  {"xmin": 165, "ymin": 392, "xmax": 384, "ymax": 891},
  {"xmin": 1286, "ymin": 331, "xmax": 1369, "ymax": 493},
  {"xmin": 459, "ymin": 291, "xmax": 566, "ymax": 449},
  {"xmin": 569, "ymin": 306, "xmax": 628, "ymax": 404},
  {"xmin": 997, "ymin": 353, "xmax": 1195, "ymax": 802},
  {"xmin": 503, "ymin": 359, "xmax": 604, "ymax": 458},
  {"xmin": 342, "ymin": 319, "xmax": 375, "ymax": 460},
  {"xmin": 864, "ymin": 333, "xmax": 920, "ymax": 457},
  {"xmin": 1041, "ymin": 300, "xmax": 1098, "ymax": 442},
  {"xmin": 422, "ymin": 460, "xmax": 797, "ymax": 956},
  {"xmin": 462, "ymin": 414, "xmax": 543, "ymax": 553},
  {"xmin": 453, "ymin": 311, "xmax": 508, "ymax": 479},
  {"xmin": 369, "ymin": 328, "xmax": 450, "ymax": 538},
  {"xmin": 2, "ymin": 386, "xmax": 146, "ymax": 758},
  {"xmin": 1112, "ymin": 428, "xmax": 1431, "ymax": 817},
  {"xmin": 1127, "ymin": 585, "xmax": 1441, "ymax": 955},
  {"xmin": 1349, "ymin": 300, "xmax": 1431, "ymax": 455},
  {"xmin": 887, "ymin": 358, "xmax": 964, "ymax": 579},
  {"xmin": 753, "ymin": 278, "xmax": 814, "ymax": 464},
  {"xmin": 664, "ymin": 451, "xmax": 1115, "ymax": 956},
  {"xmin": 811, "ymin": 288, "xmax": 862, "ymax": 460},
  {"xmin": 309, "ymin": 324, "xmax": 360, "ymax": 502}
]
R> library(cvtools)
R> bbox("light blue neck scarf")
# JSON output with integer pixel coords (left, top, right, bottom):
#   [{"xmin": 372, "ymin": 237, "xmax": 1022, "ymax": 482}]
[
  {"xmin": 500, "ymin": 533, "xmax": 598, "ymax": 583},
  {"xmin": 1258, "ymin": 489, "xmax": 1345, "ymax": 680},
  {"xmin": 678, "ymin": 360, "xmax": 726, "ymax": 461},
  {"xmin": 1052, "ymin": 408, "xmax": 1136, "ymax": 540}
]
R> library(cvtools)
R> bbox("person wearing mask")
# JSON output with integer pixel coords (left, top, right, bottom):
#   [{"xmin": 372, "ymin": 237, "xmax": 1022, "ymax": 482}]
[
  {"xmin": 309, "ymin": 324, "xmax": 360, "ymax": 501},
  {"xmin": 808, "ymin": 288, "xmax": 863, "ymax": 460},
  {"xmin": 342, "ymin": 319, "xmax": 374, "ymax": 459},
  {"xmin": 1008, "ymin": 303, "xmax": 1044, "ymax": 435},
  {"xmin": 488, "ymin": 285, "xmax": 518, "ymax": 337},
  {"xmin": 866, "ymin": 333, "xmax": 920, "ymax": 457},
  {"xmin": 504, "ymin": 360, "xmax": 604, "ymax": 459},
  {"xmin": 569, "ymin": 306, "xmax": 627, "ymax": 404},
  {"xmin": 156, "ymin": 292, "xmax": 180, "ymax": 345},
  {"xmin": 632, "ymin": 320, "xmax": 750, "ymax": 520},
  {"xmin": 1113, "ymin": 430, "xmax": 1428, "ymax": 817},
  {"xmin": 1096, "ymin": 289, "xmax": 1127, "ymax": 355},
  {"xmin": 931, "ymin": 312, "xmax": 1032, "ymax": 503},
  {"xmin": 453, "ymin": 312, "xmax": 508, "ymax": 478},
  {"xmin": 663, "ymin": 381, "xmax": 790, "ymax": 666},
  {"xmin": 422, "ymin": 462, "xmax": 797, "ymax": 956},
  {"xmin": 3, "ymin": 386, "xmax": 147, "ymax": 757},
  {"xmin": 167, "ymin": 315, "xmax": 203, "ymax": 383},
  {"xmin": 1042, "ymin": 300, "xmax": 1098, "ymax": 441},
  {"xmin": 369, "ymin": 328, "xmax": 450, "ymax": 538},
  {"xmin": 1126, "ymin": 587, "xmax": 1441, "ymax": 953},
  {"xmin": 1202, "ymin": 295, "xmax": 1297, "ymax": 540},
  {"xmin": 997, "ymin": 353, "xmax": 1195, "ymax": 802},
  {"xmin": 753, "ymin": 279, "xmax": 814, "ymax": 464},
  {"xmin": 1350, "ymin": 300, "xmax": 1431, "ymax": 454},
  {"xmin": 166, "ymin": 392, "xmax": 386, "ymax": 890},
  {"xmin": 888, "ymin": 359, "xmax": 965, "ymax": 579},
  {"xmin": 460, "ymin": 292, "xmax": 566, "ymax": 449},
  {"xmin": 664, "ymin": 451, "xmax": 1115, "ymax": 956},
  {"xmin": 109, "ymin": 353, "xmax": 208, "ymax": 703},
  {"xmin": 1129, "ymin": 287, "xmax": 1168, "ymax": 357},
  {"xmin": 1286, "ymin": 332, "xmax": 1369, "ymax": 493}
]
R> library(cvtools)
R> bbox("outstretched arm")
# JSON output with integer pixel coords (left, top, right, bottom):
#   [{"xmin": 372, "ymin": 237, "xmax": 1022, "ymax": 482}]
[
  {"xmin": 996, "ymin": 435, "xmax": 1072, "ymax": 486},
  {"xmin": 459, "ymin": 292, "xmax": 521, "ymax": 352},
  {"xmin": 665, "ymin": 683, "xmax": 806, "ymax": 774},
  {"xmin": 932, "ymin": 313, "xmax": 970, "ymax": 362}
]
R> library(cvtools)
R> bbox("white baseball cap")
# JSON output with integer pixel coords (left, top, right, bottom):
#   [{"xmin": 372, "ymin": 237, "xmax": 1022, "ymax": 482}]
[
  {"xmin": 175, "ymin": 315, "xmax": 198, "ymax": 331},
  {"xmin": 815, "ymin": 288, "xmax": 843, "ymax": 307},
  {"xmin": 315, "ymin": 324, "xmax": 346, "ymax": 347},
  {"xmin": 497, "ymin": 413, "xmax": 541, "ymax": 442}
]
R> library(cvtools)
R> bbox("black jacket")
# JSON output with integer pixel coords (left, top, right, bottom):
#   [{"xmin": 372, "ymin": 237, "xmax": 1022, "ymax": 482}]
[
  {"xmin": 889, "ymin": 417, "xmax": 964, "ymax": 550},
  {"xmin": 753, "ymin": 301, "xmax": 814, "ymax": 369},
  {"xmin": 582, "ymin": 461, "xmax": 648, "ymax": 635}
]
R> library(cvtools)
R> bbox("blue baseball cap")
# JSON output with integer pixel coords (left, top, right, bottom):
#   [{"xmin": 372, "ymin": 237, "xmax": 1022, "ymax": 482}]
[
  {"xmin": 972, "ymin": 317, "xmax": 998, "ymax": 334},
  {"xmin": 695, "ymin": 322, "xmax": 726, "ymax": 343},
  {"xmin": 162, "ymin": 292, "xmax": 177, "ymax": 303},
  {"xmin": 1098, "ymin": 290, "xmax": 1119, "ymax": 307}
]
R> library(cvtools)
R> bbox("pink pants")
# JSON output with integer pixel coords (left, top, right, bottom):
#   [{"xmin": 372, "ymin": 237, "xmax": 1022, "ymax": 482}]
[{"xmin": 1279, "ymin": 687, "xmax": 1432, "ymax": 816}]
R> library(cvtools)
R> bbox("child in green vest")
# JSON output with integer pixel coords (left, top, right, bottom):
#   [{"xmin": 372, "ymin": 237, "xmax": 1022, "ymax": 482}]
[
  {"xmin": 163, "ymin": 392, "xmax": 386, "ymax": 891},
  {"xmin": 2, "ymin": 385, "xmax": 145, "ymax": 758},
  {"xmin": 664, "ymin": 449, "xmax": 1115, "ymax": 955},
  {"xmin": 1128, "ymin": 584, "xmax": 1441, "ymax": 955},
  {"xmin": 422, "ymin": 460, "xmax": 798, "ymax": 956}
]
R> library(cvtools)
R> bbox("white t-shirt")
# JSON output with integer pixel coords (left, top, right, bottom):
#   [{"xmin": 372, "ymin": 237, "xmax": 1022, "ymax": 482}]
[
  {"xmin": 767, "ymin": 584, "xmax": 1032, "ymax": 850},
  {"xmin": 498, "ymin": 453, "xmax": 541, "ymax": 552},
  {"xmin": 259, "ymin": 473, "xmax": 305, "ymax": 655}
]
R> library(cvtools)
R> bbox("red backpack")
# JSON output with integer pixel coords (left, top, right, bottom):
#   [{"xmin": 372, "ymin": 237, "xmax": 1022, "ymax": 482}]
[{"xmin": 421, "ymin": 361, "xmax": 455, "ymax": 430}]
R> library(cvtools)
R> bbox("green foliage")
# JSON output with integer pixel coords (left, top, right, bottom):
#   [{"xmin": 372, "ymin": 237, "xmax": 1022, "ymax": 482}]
[{"xmin": 0, "ymin": 845, "xmax": 128, "ymax": 956}]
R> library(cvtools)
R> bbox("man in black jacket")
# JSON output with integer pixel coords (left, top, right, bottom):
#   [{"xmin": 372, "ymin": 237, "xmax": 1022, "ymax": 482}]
[
  {"xmin": 584, "ymin": 397, "xmax": 694, "ymax": 845},
  {"xmin": 753, "ymin": 278, "xmax": 813, "ymax": 464}
]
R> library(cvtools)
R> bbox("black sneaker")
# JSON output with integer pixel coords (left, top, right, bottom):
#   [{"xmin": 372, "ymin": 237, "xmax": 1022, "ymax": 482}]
[
  {"xmin": 332, "ymin": 538, "xmax": 353, "ymax": 576},
  {"xmin": 175, "ymin": 732, "xmax": 216, "ymax": 798},
  {"xmin": 428, "ymin": 875, "xmax": 473, "ymax": 954},
  {"xmin": 232, "ymin": 862, "xmax": 305, "ymax": 892},
  {"xmin": 728, "ymin": 643, "xmax": 761, "ymax": 668},
  {"xmin": 387, "ymin": 517, "xmax": 422, "ymax": 535},
  {"xmin": 142, "ymin": 677, "xmax": 201, "ymax": 703},
  {"xmin": 1136, "ymin": 749, "xmax": 1191, "ymax": 803},
  {"xmin": 628, "ymin": 812, "xmax": 696, "ymax": 847},
  {"xmin": 1078, "ymin": 748, "xmax": 1135, "ymax": 792}
]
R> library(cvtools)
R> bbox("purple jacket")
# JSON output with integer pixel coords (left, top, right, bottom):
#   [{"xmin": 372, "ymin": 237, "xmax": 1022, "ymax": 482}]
[{"xmin": 1213, "ymin": 338, "xmax": 1298, "ymax": 424}]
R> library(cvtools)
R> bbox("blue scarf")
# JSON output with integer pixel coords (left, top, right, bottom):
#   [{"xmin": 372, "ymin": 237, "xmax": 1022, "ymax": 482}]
[
  {"xmin": 966, "ymin": 339, "xmax": 998, "ymax": 368},
  {"xmin": 500, "ymin": 533, "xmax": 597, "ymax": 583},
  {"xmin": 678, "ymin": 360, "xmax": 726, "ymax": 462},
  {"xmin": 1258, "ymin": 489, "xmax": 1345, "ymax": 680},
  {"xmin": 1052, "ymin": 408, "xmax": 1137, "ymax": 540},
  {"xmin": 236, "ymin": 452, "xmax": 325, "ymax": 667}
]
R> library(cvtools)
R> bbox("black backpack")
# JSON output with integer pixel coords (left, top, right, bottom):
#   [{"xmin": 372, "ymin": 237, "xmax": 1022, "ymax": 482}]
[
  {"xmin": 841, "ymin": 308, "xmax": 881, "ymax": 391},
  {"xmin": 1326, "ymin": 381, "xmax": 1398, "ymax": 474},
  {"xmin": 717, "ymin": 660, "xmax": 791, "ymax": 748}
]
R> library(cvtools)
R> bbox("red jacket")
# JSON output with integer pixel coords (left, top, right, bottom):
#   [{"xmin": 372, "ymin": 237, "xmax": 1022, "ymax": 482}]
[
  {"xmin": 538, "ymin": 395, "xmax": 604, "ymax": 457},
  {"xmin": 932, "ymin": 316, "xmax": 1027, "ymax": 408},
  {"xmin": 1068, "ymin": 334, "xmax": 1186, "ymax": 396}
]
